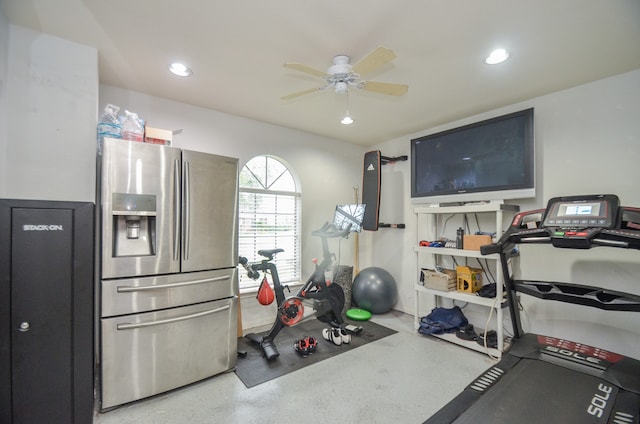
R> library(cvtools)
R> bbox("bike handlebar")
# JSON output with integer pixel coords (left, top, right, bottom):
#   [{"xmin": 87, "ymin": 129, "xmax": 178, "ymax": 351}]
[
  {"xmin": 238, "ymin": 256, "xmax": 261, "ymax": 280},
  {"xmin": 311, "ymin": 222, "xmax": 352, "ymax": 239},
  {"xmin": 239, "ymin": 222, "xmax": 350, "ymax": 281}
]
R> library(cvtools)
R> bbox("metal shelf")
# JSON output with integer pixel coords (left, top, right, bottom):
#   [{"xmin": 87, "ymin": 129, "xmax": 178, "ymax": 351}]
[
  {"xmin": 414, "ymin": 246, "xmax": 500, "ymax": 260},
  {"xmin": 415, "ymin": 284, "xmax": 506, "ymax": 308},
  {"xmin": 414, "ymin": 202, "xmax": 519, "ymax": 215},
  {"xmin": 414, "ymin": 203, "xmax": 519, "ymax": 356},
  {"xmin": 428, "ymin": 331, "xmax": 508, "ymax": 358}
]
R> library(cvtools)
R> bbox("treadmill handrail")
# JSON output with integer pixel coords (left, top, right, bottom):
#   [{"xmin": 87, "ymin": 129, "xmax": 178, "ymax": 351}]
[
  {"xmin": 481, "ymin": 202, "xmax": 640, "ymax": 340},
  {"xmin": 514, "ymin": 280, "xmax": 640, "ymax": 312}
]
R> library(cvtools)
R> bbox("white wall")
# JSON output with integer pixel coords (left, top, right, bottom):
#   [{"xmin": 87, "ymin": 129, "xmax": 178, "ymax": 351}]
[
  {"xmin": 98, "ymin": 85, "xmax": 367, "ymax": 329},
  {"xmin": 366, "ymin": 70, "xmax": 640, "ymax": 359},
  {"xmin": 0, "ymin": 24, "xmax": 98, "ymax": 202}
]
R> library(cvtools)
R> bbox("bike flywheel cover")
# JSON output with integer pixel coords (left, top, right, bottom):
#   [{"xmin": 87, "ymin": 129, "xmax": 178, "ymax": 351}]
[{"xmin": 279, "ymin": 297, "xmax": 304, "ymax": 326}]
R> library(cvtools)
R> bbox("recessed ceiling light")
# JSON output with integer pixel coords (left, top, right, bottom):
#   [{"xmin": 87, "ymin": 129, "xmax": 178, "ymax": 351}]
[
  {"xmin": 169, "ymin": 62, "xmax": 193, "ymax": 77},
  {"xmin": 485, "ymin": 49, "xmax": 509, "ymax": 65}
]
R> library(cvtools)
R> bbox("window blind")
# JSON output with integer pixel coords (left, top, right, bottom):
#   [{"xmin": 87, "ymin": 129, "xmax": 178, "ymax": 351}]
[{"xmin": 238, "ymin": 191, "xmax": 300, "ymax": 289}]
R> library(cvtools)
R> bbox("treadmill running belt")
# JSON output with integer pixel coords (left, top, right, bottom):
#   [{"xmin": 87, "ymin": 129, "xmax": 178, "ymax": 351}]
[{"xmin": 453, "ymin": 358, "xmax": 624, "ymax": 424}]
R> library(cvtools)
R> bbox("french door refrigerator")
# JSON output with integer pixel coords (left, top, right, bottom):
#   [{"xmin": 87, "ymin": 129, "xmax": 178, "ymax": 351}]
[{"xmin": 99, "ymin": 138, "xmax": 239, "ymax": 409}]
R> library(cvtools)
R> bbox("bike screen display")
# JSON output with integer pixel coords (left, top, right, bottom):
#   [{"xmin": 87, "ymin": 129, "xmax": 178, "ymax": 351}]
[{"xmin": 333, "ymin": 204, "xmax": 366, "ymax": 233}]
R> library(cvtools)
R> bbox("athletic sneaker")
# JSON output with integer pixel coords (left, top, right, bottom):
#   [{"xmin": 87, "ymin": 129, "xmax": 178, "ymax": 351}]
[
  {"xmin": 456, "ymin": 323, "xmax": 477, "ymax": 341},
  {"xmin": 322, "ymin": 327, "xmax": 343, "ymax": 346},
  {"xmin": 477, "ymin": 330, "xmax": 498, "ymax": 349},
  {"xmin": 339, "ymin": 328, "xmax": 351, "ymax": 344},
  {"xmin": 294, "ymin": 336, "xmax": 317, "ymax": 356}
]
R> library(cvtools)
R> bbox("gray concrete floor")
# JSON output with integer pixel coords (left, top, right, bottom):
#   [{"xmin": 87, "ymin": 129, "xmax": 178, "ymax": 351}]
[{"xmin": 93, "ymin": 311, "xmax": 495, "ymax": 424}]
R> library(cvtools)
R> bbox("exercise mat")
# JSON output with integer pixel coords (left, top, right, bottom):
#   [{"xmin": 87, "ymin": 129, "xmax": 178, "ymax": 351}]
[{"xmin": 235, "ymin": 318, "xmax": 397, "ymax": 388}]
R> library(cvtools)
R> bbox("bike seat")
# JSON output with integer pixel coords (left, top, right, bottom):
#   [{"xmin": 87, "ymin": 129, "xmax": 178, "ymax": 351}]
[{"xmin": 258, "ymin": 248, "xmax": 284, "ymax": 260}]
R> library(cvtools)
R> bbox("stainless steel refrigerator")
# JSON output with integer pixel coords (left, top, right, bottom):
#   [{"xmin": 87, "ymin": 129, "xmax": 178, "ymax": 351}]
[{"xmin": 99, "ymin": 138, "xmax": 239, "ymax": 409}]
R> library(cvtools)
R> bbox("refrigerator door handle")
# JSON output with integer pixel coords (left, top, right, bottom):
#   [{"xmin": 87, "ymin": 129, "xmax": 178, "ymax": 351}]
[
  {"xmin": 116, "ymin": 304, "xmax": 231, "ymax": 330},
  {"xmin": 184, "ymin": 161, "xmax": 191, "ymax": 261},
  {"xmin": 173, "ymin": 159, "xmax": 181, "ymax": 261},
  {"xmin": 116, "ymin": 275, "xmax": 232, "ymax": 292}
]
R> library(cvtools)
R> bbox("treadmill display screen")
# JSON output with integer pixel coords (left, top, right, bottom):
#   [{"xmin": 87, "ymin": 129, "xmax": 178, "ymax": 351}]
[
  {"xmin": 557, "ymin": 202, "xmax": 601, "ymax": 217},
  {"xmin": 543, "ymin": 197, "xmax": 617, "ymax": 229}
]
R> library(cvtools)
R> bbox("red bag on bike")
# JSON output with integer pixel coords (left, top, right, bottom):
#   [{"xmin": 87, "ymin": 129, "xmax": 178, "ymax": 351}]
[{"xmin": 257, "ymin": 277, "xmax": 275, "ymax": 305}]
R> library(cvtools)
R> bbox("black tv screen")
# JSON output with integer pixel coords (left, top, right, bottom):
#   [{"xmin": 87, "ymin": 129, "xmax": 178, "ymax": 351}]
[{"xmin": 411, "ymin": 108, "xmax": 535, "ymax": 204}]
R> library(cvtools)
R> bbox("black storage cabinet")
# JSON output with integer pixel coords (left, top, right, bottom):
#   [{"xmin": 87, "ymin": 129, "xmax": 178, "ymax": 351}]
[{"xmin": 0, "ymin": 199, "xmax": 94, "ymax": 424}]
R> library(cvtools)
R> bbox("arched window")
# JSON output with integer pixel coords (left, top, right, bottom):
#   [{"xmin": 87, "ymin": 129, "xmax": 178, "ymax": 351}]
[{"xmin": 238, "ymin": 155, "xmax": 301, "ymax": 289}]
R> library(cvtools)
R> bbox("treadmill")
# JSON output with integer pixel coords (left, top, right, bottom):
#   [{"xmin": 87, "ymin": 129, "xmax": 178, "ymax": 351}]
[{"xmin": 426, "ymin": 194, "xmax": 640, "ymax": 424}]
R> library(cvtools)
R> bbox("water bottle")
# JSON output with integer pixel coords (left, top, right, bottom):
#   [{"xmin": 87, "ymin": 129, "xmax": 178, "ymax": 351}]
[
  {"xmin": 120, "ymin": 110, "xmax": 144, "ymax": 142},
  {"xmin": 456, "ymin": 227, "xmax": 464, "ymax": 249},
  {"xmin": 96, "ymin": 104, "xmax": 122, "ymax": 155}
]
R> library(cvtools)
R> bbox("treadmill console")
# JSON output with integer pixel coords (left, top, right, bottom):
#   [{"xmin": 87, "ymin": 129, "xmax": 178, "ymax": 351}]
[
  {"xmin": 543, "ymin": 194, "xmax": 619, "ymax": 248},
  {"xmin": 482, "ymin": 194, "xmax": 640, "ymax": 254}
]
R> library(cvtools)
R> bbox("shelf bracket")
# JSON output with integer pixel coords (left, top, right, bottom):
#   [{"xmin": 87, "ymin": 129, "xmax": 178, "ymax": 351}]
[
  {"xmin": 380, "ymin": 155, "xmax": 407, "ymax": 165},
  {"xmin": 378, "ymin": 223, "xmax": 405, "ymax": 229}
]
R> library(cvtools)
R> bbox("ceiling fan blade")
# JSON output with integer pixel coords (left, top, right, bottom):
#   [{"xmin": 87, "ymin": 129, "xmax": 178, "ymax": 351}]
[
  {"xmin": 361, "ymin": 81, "xmax": 408, "ymax": 96},
  {"xmin": 280, "ymin": 87, "xmax": 322, "ymax": 100},
  {"xmin": 283, "ymin": 62, "xmax": 327, "ymax": 78},
  {"xmin": 351, "ymin": 47, "xmax": 396, "ymax": 76}
]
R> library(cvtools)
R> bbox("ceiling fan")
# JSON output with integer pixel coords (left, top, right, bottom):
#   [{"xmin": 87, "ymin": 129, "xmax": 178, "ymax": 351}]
[{"xmin": 281, "ymin": 47, "xmax": 408, "ymax": 100}]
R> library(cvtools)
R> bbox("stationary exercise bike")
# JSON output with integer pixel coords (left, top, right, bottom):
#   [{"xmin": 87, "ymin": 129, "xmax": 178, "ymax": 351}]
[{"xmin": 239, "ymin": 222, "xmax": 355, "ymax": 360}]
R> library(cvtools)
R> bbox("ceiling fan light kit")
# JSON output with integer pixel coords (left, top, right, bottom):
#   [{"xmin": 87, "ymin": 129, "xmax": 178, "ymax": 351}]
[
  {"xmin": 335, "ymin": 81, "xmax": 349, "ymax": 94},
  {"xmin": 341, "ymin": 91, "xmax": 354, "ymax": 125}
]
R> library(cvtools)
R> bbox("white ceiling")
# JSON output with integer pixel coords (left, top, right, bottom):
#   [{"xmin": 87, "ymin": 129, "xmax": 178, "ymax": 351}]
[{"xmin": 3, "ymin": 0, "xmax": 640, "ymax": 147}]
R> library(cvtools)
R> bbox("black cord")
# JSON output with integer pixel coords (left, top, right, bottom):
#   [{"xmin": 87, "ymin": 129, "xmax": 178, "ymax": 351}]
[
  {"xmin": 332, "ymin": 238, "xmax": 343, "ymax": 279},
  {"xmin": 473, "ymin": 258, "xmax": 496, "ymax": 284},
  {"xmin": 463, "ymin": 214, "xmax": 470, "ymax": 235},
  {"xmin": 441, "ymin": 214, "xmax": 456, "ymax": 239},
  {"xmin": 474, "ymin": 213, "xmax": 481, "ymax": 233},
  {"xmin": 453, "ymin": 301, "xmax": 469, "ymax": 309}
]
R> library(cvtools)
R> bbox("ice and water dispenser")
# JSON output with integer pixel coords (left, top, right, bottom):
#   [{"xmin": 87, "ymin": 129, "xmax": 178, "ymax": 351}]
[{"xmin": 111, "ymin": 193, "xmax": 156, "ymax": 257}]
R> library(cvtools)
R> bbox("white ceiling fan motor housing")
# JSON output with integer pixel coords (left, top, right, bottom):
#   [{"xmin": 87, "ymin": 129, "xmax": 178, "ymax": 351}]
[
  {"xmin": 328, "ymin": 55, "xmax": 352, "ymax": 75},
  {"xmin": 328, "ymin": 55, "xmax": 355, "ymax": 94}
]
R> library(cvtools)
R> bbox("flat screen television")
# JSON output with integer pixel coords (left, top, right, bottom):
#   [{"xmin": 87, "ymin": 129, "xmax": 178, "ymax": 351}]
[{"xmin": 411, "ymin": 108, "xmax": 535, "ymax": 205}]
